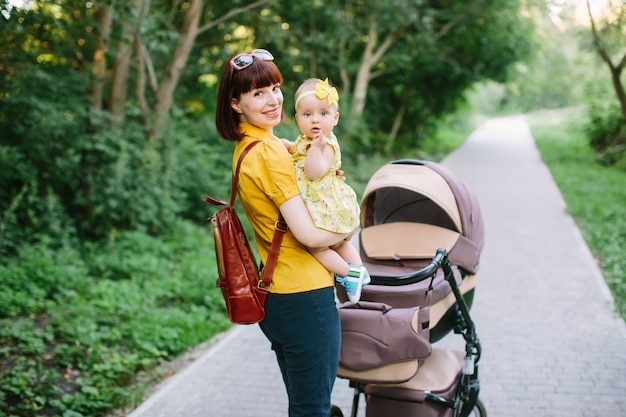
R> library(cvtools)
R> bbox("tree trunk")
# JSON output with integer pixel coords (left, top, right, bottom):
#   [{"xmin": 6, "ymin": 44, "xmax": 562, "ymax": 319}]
[
  {"xmin": 108, "ymin": 10, "xmax": 135, "ymax": 119},
  {"xmin": 135, "ymin": 36, "xmax": 150, "ymax": 126},
  {"xmin": 148, "ymin": 0, "xmax": 203, "ymax": 141},
  {"xmin": 387, "ymin": 92, "xmax": 409, "ymax": 153},
  {"xmin": 109, "ymin": 0, "xmax": 148, "ymax": 121},
  {"xmin": 350, "ymin": 23, "xmax": 377, "ymax": 121},
  {"xmin": 350, "ymin": 21, "xmax": 407, "ymax": 121},
  {"xmin": 611, "ymin": 62, "xmax": 626, "ymax": 123},
  {"xmin": 91, "ymin": 5, "xmax": 112, "ymax": 112}
]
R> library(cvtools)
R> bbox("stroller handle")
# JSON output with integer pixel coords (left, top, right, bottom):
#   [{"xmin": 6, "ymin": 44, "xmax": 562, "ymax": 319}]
[{"xmin": 369, "ymin": 248, "xmax": 451, "ymax": 286}]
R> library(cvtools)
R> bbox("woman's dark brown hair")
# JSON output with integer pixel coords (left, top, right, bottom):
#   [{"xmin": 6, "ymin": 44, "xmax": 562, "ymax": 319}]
[{"xmin": 215, "ymin": 54, "xmax": 284, "ymax": 141}]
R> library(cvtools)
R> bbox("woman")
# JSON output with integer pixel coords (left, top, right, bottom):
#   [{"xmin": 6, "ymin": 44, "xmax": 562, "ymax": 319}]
[{"xmin": 215, "ymin": 49, "xmax": 351, "ymax": 417}]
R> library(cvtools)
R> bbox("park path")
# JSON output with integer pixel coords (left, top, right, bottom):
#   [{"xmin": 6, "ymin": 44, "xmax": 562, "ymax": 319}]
[{"xmin": 127, "ymin": 115, "xmax": 626, "ymax": 417}]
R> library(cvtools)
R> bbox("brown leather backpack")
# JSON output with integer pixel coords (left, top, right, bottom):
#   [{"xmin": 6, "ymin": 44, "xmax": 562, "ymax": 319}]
[{"xmin": 203, "ymin": 141, "xmax": 286, "ymax": 324}]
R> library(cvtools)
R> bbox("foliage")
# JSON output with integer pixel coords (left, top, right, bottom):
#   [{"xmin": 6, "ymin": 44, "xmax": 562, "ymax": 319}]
[
  {"xmin": 0, "ymin": 64, "xmax": 229, "ymax": 248},
  {"xmin": 270, "ymin": 0, "xmax": 534, "ymax": 153},
  {"xmin": 579, "ymin": 0, "xmax": 626, "ymax": 168},
  {"xmin": 585, "ymin": 99, "xmax": 626, "ymax": 168},
  {"xmin": 500, "ymin": 2, "xmax": 582, "ymax": 111},
  {"xmin": 0, "ymin": 219, "xmax": 231, "ymax": 417},
  {"xmin": 0, "ymin": 0, "xmax": 534, "ymax": 252},
  {"xmin": 528, "ymin": 108, "xmax": 626, "ymax": 320}
]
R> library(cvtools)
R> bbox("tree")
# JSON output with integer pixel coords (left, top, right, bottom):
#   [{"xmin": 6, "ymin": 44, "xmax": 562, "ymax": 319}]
[
  {"xmin": 0, "ymin": 0, "xmax": 274, "ymax": 248},
  {"xmin": 0, "ymin": 0, "xmax": 537, "ymax": 251},
  {"xmin": 92, "ymin": 0, "xmax": 271, "ymax": 139},
  {"xmin": 586, "ymin": 0, "xmax": 626, "ymax": 121},
  {"xmin": 585, "ymin": 0, "xmax": 626, "ymax": 164},
  {"xmin": 274, "ymin": 0, "xmax": 534, "ymax": 152}
]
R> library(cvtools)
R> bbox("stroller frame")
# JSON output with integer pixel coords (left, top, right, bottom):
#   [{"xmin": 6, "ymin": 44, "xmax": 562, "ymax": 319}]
[{"xmin": 332, "ymin": 248, "xmax": 484, "ymax": 417}]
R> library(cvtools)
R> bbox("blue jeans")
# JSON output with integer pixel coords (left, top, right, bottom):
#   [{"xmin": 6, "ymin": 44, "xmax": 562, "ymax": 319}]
[{"xmin": 259, "ymin": 286, "xmax": 341, "ymax": 417}]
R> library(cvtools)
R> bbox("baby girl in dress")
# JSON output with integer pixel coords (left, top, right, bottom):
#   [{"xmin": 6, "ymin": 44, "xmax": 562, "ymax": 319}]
[{"xmin": 282, "ymin": 78, "xmax": 369, "ymax": 302}]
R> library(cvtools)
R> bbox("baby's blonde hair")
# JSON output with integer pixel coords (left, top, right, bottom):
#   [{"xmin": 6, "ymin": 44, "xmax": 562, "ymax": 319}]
[{"xmin": 294, "ymin": 78, "xmax": 339, "ymax": 110}]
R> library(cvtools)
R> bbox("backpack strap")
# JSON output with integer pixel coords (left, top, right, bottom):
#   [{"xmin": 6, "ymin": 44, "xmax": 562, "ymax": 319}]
[
  {"xmin": 230, "ymin": 141, "xmax": 259, "ymax": 207},
  {"xmin": 259, "ymin": 218, "xmax": 287, "ymax": 291},
  {"xmin": 232, "ymin": 141, "xmax": 287, "ymax": 292}
]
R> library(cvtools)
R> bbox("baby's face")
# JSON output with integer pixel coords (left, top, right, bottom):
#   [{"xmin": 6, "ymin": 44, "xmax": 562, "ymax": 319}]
[{"xmin": 295, "ymin": 94, "xmax": 339, "ymax": 139}]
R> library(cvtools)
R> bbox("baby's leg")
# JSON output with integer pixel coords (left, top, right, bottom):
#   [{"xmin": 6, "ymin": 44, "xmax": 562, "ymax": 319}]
[
  {"xmin": 331, "ymin": 239, "xmax": 362, "ymax": 266},
  {"xmin": 332, "ymin": 239, "xmax": 371, "ymax": 286},
  {"xmin": 308, "ymin": 246, "xmax": 350, "ymax": 277},
  {"xmin": 325, "ymin": 240, "xmax": 369, "ymax": 303}
]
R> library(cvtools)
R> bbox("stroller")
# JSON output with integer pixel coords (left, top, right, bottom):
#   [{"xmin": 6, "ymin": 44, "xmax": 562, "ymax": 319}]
[{"xmin": 332, "ymin": 160, "xmax": 486, "ymax": 417}]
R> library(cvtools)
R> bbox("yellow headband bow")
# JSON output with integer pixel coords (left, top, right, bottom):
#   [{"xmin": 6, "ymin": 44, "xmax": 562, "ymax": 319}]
[
  {"xmin": 314, "ymin": 78, "xmax": 339, "ymax": 106},
  {"xmin": 295, "ymin": 78, "xmax": 339, "ymax": 108}
]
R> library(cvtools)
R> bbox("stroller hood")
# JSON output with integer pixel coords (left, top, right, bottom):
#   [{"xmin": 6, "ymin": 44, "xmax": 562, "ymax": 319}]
[{"xmin": 360, "ymin": 160, "xmax": 485, "ymax": 274}]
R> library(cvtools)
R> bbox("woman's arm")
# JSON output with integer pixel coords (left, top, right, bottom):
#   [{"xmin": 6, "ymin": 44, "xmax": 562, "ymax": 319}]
[
  {"xmin": 279, "ymin": 194, "xmax": 351, "ymax": 248},
  {"xmin": 304, "ymin": 134, "xmax": 335, "ymax": 180}
]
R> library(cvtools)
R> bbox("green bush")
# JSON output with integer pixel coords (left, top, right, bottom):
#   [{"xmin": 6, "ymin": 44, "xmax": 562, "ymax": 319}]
[
  {"xmin": 0, "ymin": 357, "xmax": 58, "ymax": 416},
  {"xmin": 0, "ymin": 244, "xmax": 87, "ymax": 318},
  {"xmin": 0, "ymin": 61, "xmax": 233, "ymax": 250},
  {"xmin": 585, "ymin": 99, "xmax": 626, "ymax": 169},
  {"xmin": 0, "ymin": 219, "xmax": 231, "ymax": 417}
]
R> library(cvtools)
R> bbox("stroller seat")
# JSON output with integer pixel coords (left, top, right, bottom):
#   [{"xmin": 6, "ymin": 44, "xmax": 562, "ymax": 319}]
[
  {"xmin": 364, "ymin": 347, "xmax": 468, "ymax": 417},
  {"xmin": 366, "ymin": 347, "xmax": 465, "ymax": 396}
]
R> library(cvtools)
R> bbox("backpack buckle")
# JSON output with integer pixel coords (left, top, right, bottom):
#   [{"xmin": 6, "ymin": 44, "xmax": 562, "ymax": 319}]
[
  {"xmin": 275, "ymin": 220, "xmax": 288, "ymax": 233},
  {"xmin": 258, "ymin": 280, "xmax": 272, "ymax": 291}
]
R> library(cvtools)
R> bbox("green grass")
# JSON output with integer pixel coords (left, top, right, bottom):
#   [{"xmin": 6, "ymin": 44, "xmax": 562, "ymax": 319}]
[{"xmin": 527, "ymin": 108, "xmax": 626, "ymax": 320}]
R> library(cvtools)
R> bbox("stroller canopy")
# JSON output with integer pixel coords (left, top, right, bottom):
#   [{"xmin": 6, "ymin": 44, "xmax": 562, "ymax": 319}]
[{"xmin": 360, "ymin": 160, "xmax": 485, "ymax": 274}]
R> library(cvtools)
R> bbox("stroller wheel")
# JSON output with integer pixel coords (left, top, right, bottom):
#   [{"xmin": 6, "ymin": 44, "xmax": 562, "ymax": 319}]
[
  {"xmin": 464, "ymin": 398, "xmax": 487, "ymax": 417},
  {"xmin": 330, "ymin": 404, "xmax": 344, "ymax": 417}
]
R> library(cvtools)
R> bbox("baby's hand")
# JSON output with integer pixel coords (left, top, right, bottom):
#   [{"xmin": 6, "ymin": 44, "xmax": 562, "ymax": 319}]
[
  {"xmin": 280, "ymin": 138, "xmax": 295, "ymax": 154},
  {"xmin": 310, "ymin": 133, "xmax": 328, "ymax": 151}
]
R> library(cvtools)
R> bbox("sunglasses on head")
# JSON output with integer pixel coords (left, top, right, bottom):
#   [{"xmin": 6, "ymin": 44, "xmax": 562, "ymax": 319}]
[{"xmin": 230, "ymin": 49, "xmax": 274, "ymax": 70}]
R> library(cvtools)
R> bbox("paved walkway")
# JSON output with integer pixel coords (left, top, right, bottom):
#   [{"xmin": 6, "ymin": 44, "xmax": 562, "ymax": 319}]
[{"xmin": 127, "ymin": 115, "xmax": 626, "ymax": 417}]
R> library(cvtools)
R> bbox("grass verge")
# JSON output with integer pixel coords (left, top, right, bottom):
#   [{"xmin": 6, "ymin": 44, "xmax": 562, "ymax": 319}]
[{"xmin": 527, "ymin": 108, "xmax": 626, "ymax": 320}]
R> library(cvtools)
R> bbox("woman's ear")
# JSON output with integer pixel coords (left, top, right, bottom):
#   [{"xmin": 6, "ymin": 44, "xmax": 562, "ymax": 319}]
[{"xmin": 231, "ymin": 98, "xmax": 242, "ymax": 114}]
